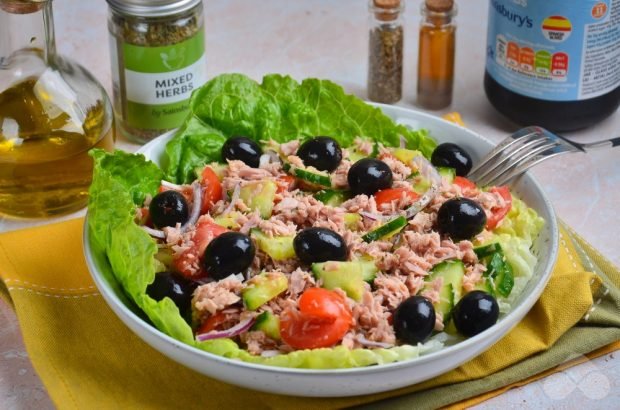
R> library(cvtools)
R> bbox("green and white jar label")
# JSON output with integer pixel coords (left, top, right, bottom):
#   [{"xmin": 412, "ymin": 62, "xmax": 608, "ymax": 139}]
[{"xmin": 122, "ymin": 33, "xmax": 206, "ymax": 130}]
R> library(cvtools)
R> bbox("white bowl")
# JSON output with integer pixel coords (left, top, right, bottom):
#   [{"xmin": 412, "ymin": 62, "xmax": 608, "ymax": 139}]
[{"xmin": 83, "ymin": 104, "xmax": 558, "ymax": 397}]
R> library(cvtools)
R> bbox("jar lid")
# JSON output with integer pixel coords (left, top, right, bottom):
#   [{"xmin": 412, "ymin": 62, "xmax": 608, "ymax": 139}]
[
  {"xmin": 370, "ymin": 0, "xmax": 403, "ymax": 22},
  {"xmin": 106, "ymin": 0, "xmax": 202, "ymax": 17},
  {"xmin": 425, "ymin": 0, "xmax": 454, "ymax": 12},
  {"xmin": 0, "ymin": 0, "xmax": 46, "ymax": 14}
]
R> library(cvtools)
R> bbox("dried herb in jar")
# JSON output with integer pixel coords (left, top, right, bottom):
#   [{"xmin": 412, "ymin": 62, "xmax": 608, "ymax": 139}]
[
  {"xmin": 107, "ymin": 0, "xmax": 206, "ymax": 144},
  {"xmin": 367, "ymin": 0, "xmax": 404, "ymax": 104}
]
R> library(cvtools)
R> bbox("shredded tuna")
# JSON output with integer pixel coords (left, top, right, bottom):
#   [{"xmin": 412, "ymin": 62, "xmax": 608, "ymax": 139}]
[
  {"xmin": 463, "ymin": 263, "xmax": 486, "ymax": 292},
  {"xmin": 352, "ymin": 137, "xmax": 374, "ymax": 156},
  {"xmin": 377, "ymin": 153, "xmax": 412, "ymax": 181},
  {"xmin": 193, "ymin": 276, "xmax": 244, "ymax": 316},
  {"xmin": 279, "ymin": 140, "xmax": 300, "ymax": 156},
  {"xmin": 374, "ymin": 273, "xmax": 410, "ymax": 310},
  {"xmin": 331, "ymin": 159, "xmax": 352, "ymax": 189},
  {"xmin": 287, "ymin": 268, "xmax": 316, "ymax": 297}
]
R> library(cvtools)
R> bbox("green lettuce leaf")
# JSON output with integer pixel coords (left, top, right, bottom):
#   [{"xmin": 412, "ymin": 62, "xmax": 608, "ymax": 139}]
[
  {"xmin": 483, "ymin": 196, "xmax": 545, "ymax": 302},
  {"xmin": 164, "ymin": 73, "xmax": 437, "ymax": 183}
]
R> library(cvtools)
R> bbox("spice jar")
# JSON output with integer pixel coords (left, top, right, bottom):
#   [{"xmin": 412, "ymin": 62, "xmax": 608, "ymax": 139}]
[
  {"xmin": 417, "ymin": 0, "xmax": 457, "ymax": 110},
  {"xmin": 367, "ymin": 0, "xmax": 404, "ymax": 104},
  {"xmin": 0, "ymin": 0, "xmax": 114, "ymax": 218},
  {"xmin": 107, "ymin": 0, "xmax": 206, "ymax": 144}
]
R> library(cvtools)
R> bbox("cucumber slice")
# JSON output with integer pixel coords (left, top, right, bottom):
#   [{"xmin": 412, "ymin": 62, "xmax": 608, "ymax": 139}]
[
  {"xmin": 425, "ymin": 260, "xmax": 465, "ymax": 322},
  {"xmin": 239, "ymin": 180, "xmax": 277, "ymax": 218},
  {"xmin": 391, "ymin": 148, "xmax": 423, "ymax": 164},
  {"xmin": 343, "ymin": 213, "xmax": 362, "ymax": 230},
  {"xmin": 194, "ymin": 163, "xmax": 227, "ymax": 181},
  {"xmin": 242, "ymin": 272, "xmax": 288, "ymax": 311},
  {"xmin": 282, "ymin": 162, "xmax": 331, "ymax": 188},
  {"xmin": 311, "ymin": 261, "xmax": 368, "ymax": 301},
  {"xmin": 252, "ymin": 311, "xmax": 281, "ymax": 341},
  {"xmin": 476, "ymin": 243, "xmax": 515, "ymax": 298},
  {"xmin": 214, "ymin": 211, "xmax": 242, "ymax": 229},
  {"xmin": 362, "ymin": 216, "xmax": 407, "ymax": 243},
  {"xmin": 314, "ymin": 190, "xmax": 350, "ymax": 206},
  {"xmin": 485, "ymin": 252, "xmax": 514, "ymax": 297},
  {"xmin": 251, "ymin": 229, "xmax": 296, "ymax": 261},
  {"xmin": 474, "ymin": 242, "xmax": 503, "ymax": 259},
  {"xmin": 436, "ymin": 167, "xmax": 456, "ymax": 183}
]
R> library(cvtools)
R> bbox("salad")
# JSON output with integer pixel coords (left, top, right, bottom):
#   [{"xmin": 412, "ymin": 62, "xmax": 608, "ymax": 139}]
[{"xmin": 88, "ymin": 74, "xmax": 544, "ymax": 369}]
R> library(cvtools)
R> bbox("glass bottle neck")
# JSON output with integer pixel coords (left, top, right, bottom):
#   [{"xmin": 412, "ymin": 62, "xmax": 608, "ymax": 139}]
[{"xmin": 0, "ymin": 0, "xmax": 56, "ymax": 67}]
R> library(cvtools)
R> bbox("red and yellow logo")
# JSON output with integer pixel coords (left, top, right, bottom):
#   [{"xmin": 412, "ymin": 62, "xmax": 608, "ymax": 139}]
[
  {"xmin": 592, "ymin": 2, "xmax": 608, "ymax": 19},
  {"xmin": 542, "ymin": 16, "xmax": 572, "ymax": 42}
]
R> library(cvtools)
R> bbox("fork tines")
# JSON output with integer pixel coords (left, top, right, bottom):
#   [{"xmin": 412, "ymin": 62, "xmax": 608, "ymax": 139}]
[{"xmin": 468, "ymin": 126, "xmax": 565, "ymax": 187}]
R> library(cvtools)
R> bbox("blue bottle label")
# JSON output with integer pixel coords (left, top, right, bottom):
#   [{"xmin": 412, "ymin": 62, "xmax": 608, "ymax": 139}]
[{"xmin": 486, "ymin": 0, "xmax": 620, "ymax": 101}]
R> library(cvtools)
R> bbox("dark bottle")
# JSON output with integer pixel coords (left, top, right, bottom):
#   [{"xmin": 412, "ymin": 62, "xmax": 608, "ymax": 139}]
[{"xmin": 484, "ymin": 0, "xmax": 620, "ymax": 132}]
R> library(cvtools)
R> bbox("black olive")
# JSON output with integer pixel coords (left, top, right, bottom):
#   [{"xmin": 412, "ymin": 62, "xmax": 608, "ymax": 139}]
[
  {"xmin": 437, "ymin": 198, "xmax": 487, "ymax": 241},
  {"xmin": 221, "ymin": 136, "xmax": 263, "ymax": 168},
  {"xmin": 297, "ymin": 136, "xmax": 343, "ymax": 172},
  {"xmin": 202, "ymin": 232, "xmax": 255, "ymax": 280},
  {"xmin": 293, "ymin": 227, "xmax": 347, "ymax": 264},
  {"xmin": 453, "ymin": 291, "xmax": 499, "ymax": 337},
  {"xmin": 146, "ymin": 271, "xmax": 197, "ymax": 317},
  {"xmin": 431, "ymin": 143, "xmax": 473, "ymax": 177},
  {"xmin": 149, "ymin": 190, "xmax": 190, "ymax": 229},
  {"xmin": 393, "ymin": 296, "xmax": 436, "ymax": 344},
  {"xmin": 347, "ymin": 158, "xmax": 393, "ymax": 196}
]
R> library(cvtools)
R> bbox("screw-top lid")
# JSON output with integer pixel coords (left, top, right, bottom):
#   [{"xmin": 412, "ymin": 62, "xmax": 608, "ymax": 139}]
[
  {"xmin": 371, "ymin": 0, "xmax": 403, "ymax": 22},
  {"xmin": 106, "ymin": 0, "xmax": 202, "ymax": 17},
  {"xmin": 0, "ymin": 0, "xmax": 46, "ymax": 14},
  {"xmin": 425, "ymin": 0, "xmax": 454, "ymax": 12}
]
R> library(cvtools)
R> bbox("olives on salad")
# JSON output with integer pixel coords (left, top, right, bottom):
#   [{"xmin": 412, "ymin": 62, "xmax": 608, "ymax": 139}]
[
  {"xmin": 149, "ymin": 190, "xmax": 190, "ymax": 229},
  {"xmin": 221, "ymin": 136, "xmax": 263, "ymax": 168},
  {"xmin": 293, "ymin": 227, "xmax": 348, "ymax": 264},
  {"xmin": 431, "ymin": 142, "xmax": 473, "ymax": 177},
  {"xmin": 437, "ymin": 198, "xmax": 487, "ymax": 241},
  {"xmin": 146, "ymin": 271, "xmax": 197, "ymax": 317},
  {"xmin": 347, "ymin": 158, "xmax": 393, "ymax": 196},
  {"xmin": 452, "ymin": 291, "xmax": 499, "ymax": 337},
  {"xmin": 202, "ymin": 232, "xmax": 256, "ymax": 280},
  {"xmin": 393, "ymin": 296, "xmax": 436, "ymax": 344},
  {"xmin": 297, "ymin": 136, "xmax": 343, "ymax": 172}
]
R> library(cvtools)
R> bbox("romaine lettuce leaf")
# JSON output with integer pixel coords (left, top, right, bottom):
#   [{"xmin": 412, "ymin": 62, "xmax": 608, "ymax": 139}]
[
  {"xmin": 484, "ymin": 197, "xmax": 545, "ymax": 300},
  {"xmin": 165, "ymin": 73, "xmax": 437, "ymax": 183}
]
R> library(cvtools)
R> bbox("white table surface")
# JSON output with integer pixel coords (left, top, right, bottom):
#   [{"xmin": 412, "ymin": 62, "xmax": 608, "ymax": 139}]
[{"xmin": 1, "ymin": 0, "xmax": 618, "ymax": 408}]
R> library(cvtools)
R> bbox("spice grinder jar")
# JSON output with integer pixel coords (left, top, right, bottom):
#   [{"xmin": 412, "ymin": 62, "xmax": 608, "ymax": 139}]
[{"xmin": 107, "ymin": 0, "xmax": 206, "ymax": 144}]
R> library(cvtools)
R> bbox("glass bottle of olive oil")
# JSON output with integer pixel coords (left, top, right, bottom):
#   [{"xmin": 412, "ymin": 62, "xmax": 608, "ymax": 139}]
[{"xmin": 0, "ymin": 0, "xmax": 114, "ymax": 218}]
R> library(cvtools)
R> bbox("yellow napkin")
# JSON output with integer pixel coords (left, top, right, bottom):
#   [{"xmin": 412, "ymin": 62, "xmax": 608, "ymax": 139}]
[{"xmin": 0, "ymin": 218, "xmax": 614, "ymax": 409}]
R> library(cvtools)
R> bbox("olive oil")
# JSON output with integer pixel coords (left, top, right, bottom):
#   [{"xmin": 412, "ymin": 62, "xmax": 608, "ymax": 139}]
[{"xmin": 0, "ymin": 78, "xmax": 114, "ymax": 217}]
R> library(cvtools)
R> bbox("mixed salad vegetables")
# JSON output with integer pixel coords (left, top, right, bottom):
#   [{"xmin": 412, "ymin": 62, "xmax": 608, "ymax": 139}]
[{"xmin": 88, "ymin": 74, "xmax": 544, "ymax": 369}]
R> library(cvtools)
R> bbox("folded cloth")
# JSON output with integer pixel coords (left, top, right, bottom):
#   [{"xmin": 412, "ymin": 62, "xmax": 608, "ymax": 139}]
[{"xmin": 0, "ymin": 219, "xmax": 618, "ymax": 409}]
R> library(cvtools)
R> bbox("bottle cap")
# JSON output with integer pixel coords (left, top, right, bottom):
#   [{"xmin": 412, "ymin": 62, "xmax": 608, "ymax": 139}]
[
  {"xmin": 372, "ymin": 0, "xmax": 403, "ymax": 22},
  {"xmin": 425, "ymin": 0, "xmax": 454, "ymax": 12}
]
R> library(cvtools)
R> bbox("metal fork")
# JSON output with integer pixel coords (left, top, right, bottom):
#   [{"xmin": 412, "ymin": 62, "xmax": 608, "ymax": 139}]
[{"xmin": 467, "ymin": 126, "xmax": 620, "ymax": 187}]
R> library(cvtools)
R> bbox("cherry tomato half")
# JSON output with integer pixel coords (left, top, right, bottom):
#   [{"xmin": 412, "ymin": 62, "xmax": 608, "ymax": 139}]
[
  {"xmin": 173, "ymin": 220, "xmax": 228, "ymax": 278},
  {"xmin": 453, "ymin": 176, "xmax": 476, "ymax": 191},
  {"xmin": 374, "ymin": 188, "xmax": 420, "ymax": 209},
  {"xmin": 200, "ymin": 166, "xmax": 223, "ymax": 214},
  {"xmin": 486, "ymin": 186, "xmax": 512, "ymax": 230},
  {"xmin": 280, "ymin": 288, "xmax": 352, "ymax": 350}
]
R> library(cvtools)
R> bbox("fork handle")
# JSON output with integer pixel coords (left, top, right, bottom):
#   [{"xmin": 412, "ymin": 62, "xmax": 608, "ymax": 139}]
[{"xmin": 581, "ymin": 137, "xmax": 620, "ymax": 151}]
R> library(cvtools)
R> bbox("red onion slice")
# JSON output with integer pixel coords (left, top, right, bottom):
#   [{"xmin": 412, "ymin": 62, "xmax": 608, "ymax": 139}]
[
  {"xmin": 181, "ymin": 182, "xmax": 202, "ymax": 231},
  {"xmin": 359, "ymin": 211, "xmax": 388, "ymax": 221},
  {"xmin": 222, "ymin": 183, "xmax": 241, "ymax": 216},
  {"xmin": 404, "ymin": 155, "xmax": 441, "ymax": 220},
  {"xmin": 259, "ymin": 154, "xmax": 271, "ymax": 168},
  {"xmin": 160, "ymin": 180, "xmax": 185, "ymax": 191},
  {"xmin": 356, "ymin": 335, "xmax": 394, "ymax": 349},
  {"xmin": 141, "ymin": 225, "xmax": 165, "ymax": 239},
  {"xmin": 195, "ymin": 317, "xmax": 256, "ymax": 342}
]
